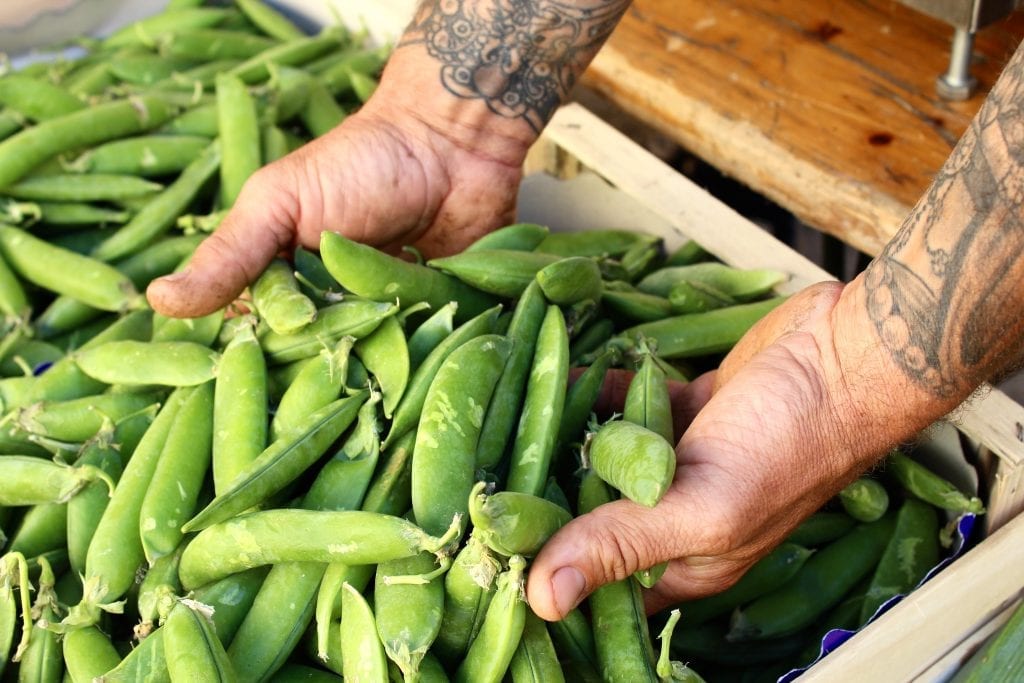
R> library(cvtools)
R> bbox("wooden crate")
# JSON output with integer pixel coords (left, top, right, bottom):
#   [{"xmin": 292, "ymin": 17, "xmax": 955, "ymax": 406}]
[{"xmin": 527, "ymin": 102, "xmax": 1024, "ymax": 680}]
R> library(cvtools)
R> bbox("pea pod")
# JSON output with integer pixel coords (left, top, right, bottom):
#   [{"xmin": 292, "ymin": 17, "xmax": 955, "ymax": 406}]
[
  {"xmin": 0, "ymin": 457, "xmax": 114, "ymax": 507},
  {"xmin": 7, "ymin": 504, "xmax": 67, "ymax": 559},
  {"xmin": 602, "ymin": 288, "xmax": 674, "ymax": 324},
  {"xmin": 406, "ymin": 302, "xmax": 457, "ymax": 371},
  {"xmin": 320, "ymin": 232, "xmax": 498, "ymax": 323},
  {"xmin": 838, "ymin": 477, "xmax": 889, "ymax": 522},
  {"xmin": 136, "ymin": 543, "xmax": 186, "ymax": 640},
  {"xmin": 623, "ymin": 349, "xmax": 675, "ymax": 445},
  {"xmin": 556, "ymin": 347, "xmax": 619, "ymax": 458},
  {"xmin": 300, "ymin": 79, "xmax": 347, "ymax": 137},
  {"xmin": 164, "ymin": 600, "xmax": 237, "ymax": 683},
  {"xmin": 103, "ymin": 7, "xmax": 233, "ymax": 48},
  {"xmin": 465, "ymin": 223, "xmax": 549, "ymax": 252},
  {"xmin": 1, "ymin": 552, "xmax": 32, "ymax": 671},
  {"xmin": 0, "ymin": 74, "xmax": 85, "ymax": 123},
  {"xmin": 536, "ymin": 229, "xmax": 658, "ymax": 258},
  {"xmin": 587, "ymin": 420, "xmax": 676, "ymax": 508},
  {"xmin": 354, "ymin": 315, "xmax": 409, "ymax": 418},
  {"xmin": 637, "ymin": 262, "xmax": 786, "ymax": 301},
  {"xmin": 536, "ymin": 256, "xmax": 603, "ymax": 305},
  {"xmin": 665, "ymin": 240, "xmax": 711, "ymax": 267},
  {"xmin": 786, "ymin": 511, "xmax": 856, "ymax": 547},
  {"xmin": 18, "ymin": 557, "xmax": 62, "ymax": 683},
  {"xmin": 258, "ymin": 299, "xmax": 399, "ymax": 364},
  {"xmin": 951, "ymin": 597, "xmax": 1024, "ymax": 682},
  {"xmin": 412, "ymin": 335, "xmax": 511, "ymax": 536},
  {"xmin": 269, "ymin": 337, "xmax": 353, "ymax": 441},
  {"xmin": 340, "ymin": 582, "xmax": 388, "ymax": 683},
  {"xmin": 886, "ymin": 449, "xmax": 985, "ymax": 514},
  {"xmin": 14, "ymin": 391, "xmax": 160, "ymax": 443},
  {"xmin": 157, "ymin": 28, "xmax": 278, "ymax": 60},
  {"xmin": 433, "ymin": 531, "xmax": 501, "ymax": 665},
  {"xmin": 251, "ymin": 258, "xmax": 318, "ymax": 336},
  {"xmin": 234, "ymin": 0, "xmax": 306, "ymax": 41},
  {"xmin": 74, "ymin": 340, "xmax": 218, "ymax": 387},
  {"xmin": 66, "ymin": 442, "xmax": 123, "ymax": 577},
  {"xmin": 548, "ymin": 608, "xmax": 601, "ymax": 683},
  {"xmin": 427, "ymin": 249, "xmax": 560, "ymax": 299},
  {"xmin": 667, "ymin": 279, "xmax": 737, "ymax": 314},
  {"xmin": 229, "ymin": 29, "xmax": 346, "ymax": 84},
  {"xmin": 375, "ymin": 551, "xmax": 446, "ymax": 680},
  {"xmin": 569, "ymin": 318, "xmax": 615, "ymax": 366},
  {"xmin": 454, "ymin": 555, "xmax": 528, "ymax": 683},
  {"xmin": 510, "ymin": 610, "xmax": 566, "ymax": 683},
  {"xmin": 63, "ymin": 625, "xmax": 121, "ymax": 683},
  {"xmin": 179, "ymin": 509, "xmax": 461, "ymax": 590},
  {"xmin": 468, "ymin": 482, "xmax": 572, "ymax": 557}
]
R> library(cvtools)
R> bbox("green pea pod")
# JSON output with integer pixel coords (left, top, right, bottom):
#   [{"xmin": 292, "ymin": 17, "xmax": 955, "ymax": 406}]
[
  {"xmin": 577, "ymin": 471, "xmax": 658, "ymax": 683},
  {"xmin": 548, "ymin": 608, "xmax": 600, "ymax": 682},
  {"xmin": 557, "ymin": 348, "xmax": 618, "ymax": 456},
  {"xmin": 505, "ymin": 305, "xmax": 569, "ymax": 497},
  {"xmin": 178, "ymin": 509, "xmax": 460, "ymax": 590},
  {"xmin": 3, "ymin": 173, "xmax": 162, "ymax": 202},
  {"xmin": 536, "ymin": 229, "xmax": 658, "ymax": 258},
  {"xmin": 886, "ymin": 449, "xmax": 985, "ymax": 514},
  {"xmin": 270, "ymin": 336, "xmax": 353, "ymax": 441},
  {"xmin": 859, "ymin": 497, "xmax": 940, "ymax": 623},
  {"xmin": 0, "ymin": 457, "xmax": 114, "ymax": 507},
  {"xmin": 274, "ymin": 664, "xmax": 344, "ymax": 683},
  {"xmin": 234, "ymin": 0, "xmax": 305, "ymax": 40},
  {"xmin": 511, "ymin": 610, "xmax": 567, "ymax": 683},
  {"xmin": 63, "ymin": 625, "xmax": 122, "ymax": 683},
  {"xmin": 454, "ymin": 555, "xmax": 528, "ymax": 683},
  {"xmin": 300, "ymin": 79, "xmax": 347, "ymax": 137},
  {"xmin": 103, "ymin": 7, "xmax": 233, "ymax": 48},
  {"xmin": 413, "ymin": 335, "xmax": 511, "ymax": 536},
  {"xmin": 258, "ymin": 299, "xmax": 399, "ymax": 364},
  {"xmin": 587, "ymin": 420, "xmax": 676, "ymax": 508},
  {"xmin": 164, "ymin": 600, "xmax": 237, "ymax": 683},
  {"xmin": 157, "ymin": 28, "xmax": 277, "ymax": 61},
  {"xmin": 407, "ymin": 302, "xmax": 457, "ymax": 371},
  {"xmin": 665, "ymin": 240, "xmax": 711, "ymax": 267},
  {"xmin": 569, "ymin": 319, "xmax": 615, "ymax": 366},
  {"xmin": 838, "ymin": 477, "xmax": 890, "ymax": 522},
  {"xmin": 14, "ymin": 391, "xmax": 161, "ymax": 443},
  {"xmin": 229, "ymin": 29, "xmax": 347, "ymax": 84},
  {"xmin": 216, "ymin": 71, "xmax": 261, "ymax": 208},
  {"xmin": 212, "ymin": 321, "xmax": 268, "ymax": 494},
  {"xmin": 433, "ymin": 531, "xmax": 501, "ymax": 665},
  {"xmin": 302, "ymin": 390, "xmax": 381, "ymax": 511},
  {"xmin": 152, "ymin": 307, "xmax": 224, "ymax": 345},
  {"xmin": 427, "ymin": 249, "xmax": 560, "ymax": 299},
  {"xmin": 468, "ymin": 482, "xmax": 572, "ymax": 557},
  {"xmin": 293, "ymin": 246, "xmax": 341, "ymax": 300},
  {"xmin": 360, "ymin": 428, "xmax": 417, "ymax": 518},
  {"xmin": 354, "ymin": 315, "xmax": 409, "ymax": 419},
  {"xmin": 1, "ymin": 552, "xmax": 33, "ymax": 672},
  {"xmin": 140, "ymin": 382, "xmax": 214, "ymax": 563},
  {"xmin": 536, "ymin": 256, "xmax": 603, "ymax": 305},
  {"xmin": 69, "ymin": 135, "xmax": 212, "ymax": 177},
  {"xmin": 0, "ymin": 225, "xmax": 141, "ymax": 312},
  {"xmin": 674, "ymin": 542, "xmax": 815, "ymax": 626},
  {"xmin": 624, "ymin": 350, "xmax": 675, "ymax": 445},
  {"xmin": 0, "ymin": 74, "xmax": 85, "ymax": 122},
  {"xmin": 375, "ymin": 551, "xmax": 446, "ymax": 680},
  {"xmin": 318, "ymin": 47, "xmax": 388, "ymax": 96},
  {"xmin": 8, "ymin": 504, "xmax": 67, "ymax": 559},
  {"xmin": 476, "ymin": 280, "xmax": 546, "ymax": 471},
  {"xmin": 183, "ymin": 391, "xmax": 367, "ymax": 532},
  {"xmin": 66, "ymin": 442, "xmax": 123, "ymax": 578},
  {"xmin": 19, "ymin": 558, "xmax": 62, "ymax": 683},
  {"xmin": 340, "ymin": 582, "xmax": 388, "ymax": 683},
  {"xmin": 602, "ymin": 289, "xmax": 674, "ymax": 324},
  {"xmin": 383, "ymin": 304, "xmax": 501, "ymax": 449},
  {"xmin": 136, "ymin": 542, "xmax": 187, "ymax": 639},
  {"xmin": 637, "ymin": 262, "xmax": 787, "ymax": 300},
  {"xmin": 465, "ymin": 223, "xmax": 550, "ymax": 252},
  {"xmin": 786, "ymin": 511, "xmax": 856, "ymax": 547},
  {"xmin": 320, "ymin": 232, "xmax": 498, "ymax": 323},
  {"xmin": 162, "ymin": 104, "xmax": 219, "ymax": 137},
  {"xmin": 251, "ymin": 258, "xmax": 318, "ymax": 336},
  {"xmin": 728, "ymin": 514, "xmax": 897, "ymax": 641},
  {"xmin": 668, "ymin": 279, "xmax": 737, "ymax": 314},
  {"xmin": 73, "ymin": 340, "xmax": 218, "ymax": 386}
]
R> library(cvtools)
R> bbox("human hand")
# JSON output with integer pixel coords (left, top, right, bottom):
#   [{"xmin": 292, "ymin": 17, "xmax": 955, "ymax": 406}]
[{"xmin": 527, "ymin": 280, "xmax": 954, "ymax": 620}]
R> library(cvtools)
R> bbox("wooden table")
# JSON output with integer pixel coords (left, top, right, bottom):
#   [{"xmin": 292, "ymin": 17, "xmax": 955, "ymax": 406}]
[{"xmin": 579, "ymin": 0, "xmax": 1024, "ymax": 257}]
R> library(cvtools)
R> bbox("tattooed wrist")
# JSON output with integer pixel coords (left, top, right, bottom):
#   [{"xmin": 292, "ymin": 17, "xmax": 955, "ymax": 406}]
[{"xmin": 400, "ymin": 0, "xmax": 630, "ymax": 133}]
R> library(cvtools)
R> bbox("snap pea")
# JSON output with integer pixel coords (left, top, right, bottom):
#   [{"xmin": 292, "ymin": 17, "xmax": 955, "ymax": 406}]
[
  {"xmin": 623, "ymin": 349, "xmax": 675, "ymax": 445},
  {"xmin": 152, "ymin": 59, "xmax": 243, "ymax": 91},
  {"xmin": 667, "ymin": 279, "xmax": 737, "ymax": 314},
  {"xmin": 602, "ymin": 288, "xmax": 674, "ymax": 324},
  {"xmin": 274, "ymin": 664, "xmax": 344, "ymax": 683},
  {"xmin": 664, "ymin": 240, "xmax": 711, "ymax": 267},
  {"xmin": 8, "ymin": 504, "xmax": 67, "ymax": 560},
  {"xmin": 109, "ymin": 54, "xmax": 201, "ymax": 85},
  {"xmin": 569, "ymin": 318, "xmax": 615, "ymax": 365},
  {"xmin": 182, "ymin": 391, "xmax": 367, "ymax": 533},
  {"xmin": 258, "ymin": 299, "xmax": 399, "ymax": 364},
  {"xmin": 0, "ymin": 225, "xmax": 141, "ymax": 312},
  {"xmin": 838, "ymin": 477, "xmax": 890, "ymax": 523},
  {"xmin": 465, "ymin": 223, "xmax": 550, "ymax": 253},
  {"xmin": 14, "ymin": 391, "xmax": 160, "ymax": 443},
  {"xmin": 162, "ymin": 104, "xmax": 219, "ymax": 136},
  {"xmin": 427, "ymin": 249, "xmax": 560, "ymax": 299},
  {"xmin": 269, "ymin": 337, "xmax": 353, "ymax": 441},
  {"xmin": 73, "ymin": 340, "xmax": 218, "ymax": 386},
  {"xmin": 340, "ymin": 582, "xmax": 388, "ymax": 683},
  {"xmin": 556, "ymin": 347, "xmax": 618, "ymax": 457},
  {"xmin": 63, "ymin": 625, "xmax": 121, "ymax": 683},
  {"xmin": 18, "ymin": 557, "xmax": 62, "ymax": 683},
  {"xmin": 251, "ymin": 258, "xmax": 318, "ymax": 336},
  {"xmin": 547, "ymin": 608, "xmax": 601, "ymax": 682},
  {"xmin": 292, "ymin": 246, "xmax": 341, "ymax": 299},
  {"xmin": 637, "ymin": 262, "xmax": 786, "ymax": 301},
  {"xmin": 157, "ymin": 28, "xmax": 278, "ymax": 60},
  {"xmin": 433, "ymin": 531, "xmax": 501, "ymax": 665},
  {"xmin": 413, "ymin": 335, "xmax": 511, "ymax": 536},
  {"xmin": 0, "ymin": 457, "xmax": 113, "ymax": 507},
  {"xmin": 230, "ymin": 29, "xmax": 345, "ymax": 84},
  {"xmin": 300, "ymin": 79, "xmax": 346, "ymax": 137},
  {"xmin": 103, "ymin": 7, "xmax": 233, "ymax": 48},
  {"xmin": 348, "ymin": 71, "xmax": 378, "ymax": 102},
  {"xmin": 0, "ymin": 95, "xmax": 178, "ymax": 190},
  {"xmin": 0, "ymin": 75, "xmax": 85, "ymax": 123},
  {"xmin": 234, "ymin": 0, "xmax": 306, "ymax": 40},
  {"xmin": 510, "ymin": 610, "xmax": 566, "ymax": 683},
  {"xmin": 536, "ymin": 256, "xmax": 603, "ymax": 305},
  {"xmin": 152, "ymin": 306, "xmax": 224, "ymax": 345},
  {"xmin": 786, "ymin": 511, "xmax": 856, "ymax": 547},
  {"xmin": 66, "ymin": 442, "xmax": 123, "ymax": 577},
  {"xmin": 620, "ymin": 239, "xmax": 664, "ymax": 282},
  {"xmin": 69, "ymin": 135, "xmax": 211, "ymax": 178},
  {"xmin": 354, "ymin": 315, "xmax": 409, "ymax": 419},
  {"xmin": 318, "ymin": 47, "xmax": 388, "ymax": 96},
  {"xmin": 468, "ymin": 482, "xmax": 572, "ymax": 557},
  {"xmin": 476, "ymin": 280, "xmax": 546, "ymax": 471},
  {"xmin": 178, "ymin": 509, "xmax": 461, "ymax": 590},
  {"xmin": 536, "ymin": 229, "xmax": 659, "ymax": 258},
  {"xmin": 406, "ymin": 302, "xmax": 457, "ymax": 371},
  {"xmin": 886, "ymin": 449, "xmax": 985, "ymax": 514},
  {"xmin": 375, "ymin": 551, "xmax": 446, "ymax": 680},
  {"xmin": 136, "ymin": 543, "xmax": 186, "ymax": 639},
  {"xmin": 164, "ymin": 599, "xmax": 238, "ymax": 683},
  {"xmin": 0, "ymin": 552, "xmax": 32, "ymax": 671},
  {"xmin": 454, "ymin": 554, "xmax": 527, "ymax": 683},
  {"xmin": 587, "ymin": 420, "xmax": 676, "ymax": 508},
  {"xmin": 216, "ymin": 72, "xmax": 261, "ymax": 207}
]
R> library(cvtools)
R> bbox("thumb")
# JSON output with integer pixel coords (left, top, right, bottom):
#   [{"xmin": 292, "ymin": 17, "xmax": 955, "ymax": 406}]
[
  {"xmin": 526, "ymin": 495, "xmax": 682, "ymax": 621},
  {"xmin": 146, "ymin": 170, "xmax": 300, "ymax": 318}
]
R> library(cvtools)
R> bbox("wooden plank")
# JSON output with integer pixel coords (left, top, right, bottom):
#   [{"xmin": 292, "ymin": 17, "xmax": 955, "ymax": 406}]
[
  {"xmin": 540, "ymin": 102, "xmax": 1024, "ymax": 505},
  {"xmin": 801, "ymin": 511, "xmax": 1024, "ymax": 681},
  {"xmin": 913, "ymin": 599, "xmax": 1022, "ymax": 682},
  {"xmin": 580, "ymin": 0, "xmax": 1024, "ymax": 257}
]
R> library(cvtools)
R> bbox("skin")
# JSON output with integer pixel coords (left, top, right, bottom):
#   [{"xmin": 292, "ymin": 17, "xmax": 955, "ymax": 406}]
[{"xmin": 147, "ymin": 0, "xmax": 1024, "ymax": 622}]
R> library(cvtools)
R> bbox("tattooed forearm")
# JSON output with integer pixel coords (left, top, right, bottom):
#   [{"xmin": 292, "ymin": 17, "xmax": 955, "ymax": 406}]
[
  {"xmin": 400, "ymin": 0, "xmax": 631, "ymax": 132},
  {"xmin": 864, "ymin": 41, "xmax": 1024, "ymax": 397}
]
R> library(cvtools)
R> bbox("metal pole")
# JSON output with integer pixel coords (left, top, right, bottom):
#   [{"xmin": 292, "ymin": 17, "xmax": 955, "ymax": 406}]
[{"xmin": 936, "ymin": 26, "xmax": 978, "ymax": 100}]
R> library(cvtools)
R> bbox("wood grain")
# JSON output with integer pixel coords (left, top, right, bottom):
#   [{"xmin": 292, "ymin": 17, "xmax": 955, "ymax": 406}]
[{"xmin": 580, "ymin": 0, "xmax": 1024, "ymax": 256}]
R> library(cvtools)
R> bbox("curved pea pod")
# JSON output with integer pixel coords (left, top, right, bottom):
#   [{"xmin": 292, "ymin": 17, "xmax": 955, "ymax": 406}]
[
  {"xmin": 601, "ymin": 288, "xmax": 674, "ymax": 324},
  {"xmin": 619, "ymin": 297, "xmax": 786, "ymax": 359},
  {"xmin": 786, "ymin": 511, "xmax": 856, "ymax": 547},
  {"xmin": 673, "ymin": 542, "xmax": 814, "ymax": 626},
  {"xmin": 361, "ymin": 428, "xmax": 417, "ymax": 519},
  {"xmin": 407, "ymin": 302, "xmax": 457, "ymax": 371},
  {"xmin": 569, "ymin": 318, "xmax": 615, "ymax": 366},
  {"xmin": 216, "ymin": 71, "xmax": 261, "ymax": 208},
  {"xmin": 164, "ymin": 599, "xmax": 238, "ymax": 683},
  {"xmin": 838, "ymin": 477, "xmax": 890, "ymax": 522},
  {"xmin": 577, "ymin": 471, "xmax": 658, "ymax": 682},
  {"xmin": 183, "ymin": 391, "xmax": 367, "ymax": 533},
  {"xmin": 536, "ymin": 257, "xmax": 603, "ymax": 306},
  {"xmin": 229, "ymin": 28, "xmax": 345, "ymax": 84},
  {"xmin": 269, "ymin": 337, "xmax": 353, "ymax": 441},
  {"xmin": 637, "ymin": 262, "xmax": 787, "ymax": 300},
  {"xmin": 1, "ymin": 552, "xmax": 32, "ymax": 671},
  {"xmin": 536, "ymin": 229, "xmax": 658, "ymax": 258},
  {"xmin": 383, "ymin": 304, "xmax": 501, "ymax": 449},
  {"xmin": 505, "ymin": 305, "xmax": 569, "ymax": 497},
  {"xmin": 412, "ymin": 335, "xmax": 511, "ymax": 536},
  {"xmin": 586, "ymin": 420, "xmax": 676, "ymax": 508},
  {"xmin": 19, "ymin": 558, "xmax": 62, "ymax": 683},
  {"xmin": 728, "ymin": 514, "xmax": 897, "ymax": 641},
  {"xmin": 293, "ymin": 246, "xmax": 342, "ymax": 300},
  {"xmin": 67, "ymin": 442, "xmax": 123, "ymax": 578},
  {"xmin": 510, "ymin": 610, "xmax": 566, "ymax": 683},
  {"xmin": 103, "ymin": 7, "xmax": 233, "ymax": 47},
  {"xmin": 454, "ymin": 555, "xmax": 528, "ymax": 683},
  {"xmin": 0, "ymin": 457, "xmax": 114, "ymax": 507},
  {"xmin": 0, "ymin": 74, "xmax": 84, "ymax": 123},
  {"xmin": 0, "ymin": 225, "xmax": 141, "ymax": 312},
  {"xmin": 668, "ymin": 279, "xmax": 737, "ymax": 314},
  {"xmin": 885, "ymin": 449, "xmax": 985, "ymax": 515},
  {"xmin": 136, "ymin": 543, "xmax": 186, "ymax": 640},
  {"xmin": 859, "ymin": 497, "xmax": 940, "ymax": 623},
  {"xmin": 258, "ymin": 298, "xmax": 399, "ymax": 364},
  {"xmin": 178, "ymin": 509, "xmax": 461, "ymax": 590},
  {"xmin": 339, "ymin": 582, "xmax": 388, "ymax": 683},
  {"xmin": 68, "ymin": 134, "xmax": 212, "ymax": 178},
  {"xmin": 14, "ymin": 391, "xmax": 160, "ymax": 443},
  {"xmin": 465, "ymin": 223, "xmax": 550, "ymax": 252},
  {"xmin": 0, "ymin": 250, "xmax": 28, "ymax": 319},
  {"xmin": 620, "ymin": 239, "xmax": 664, "ymax": 282},
  {"xmin": 73, "ymin": 340, "xmax": 218, "ymax": 386},
  {"xmin": 7, "ymin": 503, "xmax": 67, "ymax": 559},
  {"xmin": 375, "ymin": 552, "xmax": 446, "ymax": 681},
  {"xmin": 250, "ymin": 258, "xmax": 318, "ymax": 336},
  {"xmin": 152, "ymin": 307, "xmax": 224, "ymax": 346},
  {"xmin": 557, "ymin": 347, "xmax": 618, "ymax": 459},
  {"xmin": 624, "ymin": 351, "xmax": 675, "ymax": 445},
  {"xmin": 427, "ymin": 249, "xmax": 560, "ymax": 299},
  {"xmin": 320, "ymin": 232, "xmax": 498, "ymax": 322},
  {"xmin": 63, "ymin": 625, "xmax": 121, "ymax": 683},
  {"xmin": 665, "ymin": 240, "xmax": 711, "ymax": 267},
  {"xmin": 354, "ymin": 315, "xmax": 409, "ymax": 419},
  {"xmin": 548, "ymin": 608, "xmax": 601, "ymax": 682},
  {"xmin": 434, "ymin": 531, "xmax": 501, "ymax": 665},
  {"xmin": 468, "ymin": 482, "xmax": 571, "ymax": 557}
]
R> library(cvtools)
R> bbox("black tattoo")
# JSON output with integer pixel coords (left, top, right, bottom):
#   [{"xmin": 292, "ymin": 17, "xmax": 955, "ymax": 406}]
[
  {"xmin": 401, "ymin": 0, "xmax": 630, "ymax": 132},
  {"xmin": 864, "ymin": 42, "xmax": 1024, "ymax": 397}
]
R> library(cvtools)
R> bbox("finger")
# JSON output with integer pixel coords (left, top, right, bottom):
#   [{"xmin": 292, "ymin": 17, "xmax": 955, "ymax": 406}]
[{"xmin": 146, "ymin": 169, "xmax": 300, "ymax": 318}]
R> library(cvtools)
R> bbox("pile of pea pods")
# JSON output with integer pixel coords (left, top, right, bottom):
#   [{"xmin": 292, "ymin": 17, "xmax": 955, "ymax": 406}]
[{"xmin": 0, "ymin": 1, "xmax": 991, "ymax": 681}]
